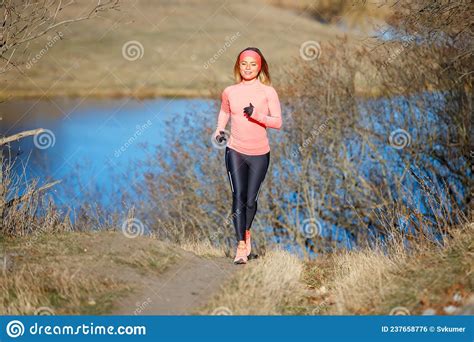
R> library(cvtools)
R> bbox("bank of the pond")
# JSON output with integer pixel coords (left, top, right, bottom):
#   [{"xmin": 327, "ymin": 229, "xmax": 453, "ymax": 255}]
[
  {"xmin": 198, "ymin": 222, "xmax": 473, "ymax": 315},
  {"xmin": 0, "ymin": 230, "xmax": 236, "ymax": 315}
]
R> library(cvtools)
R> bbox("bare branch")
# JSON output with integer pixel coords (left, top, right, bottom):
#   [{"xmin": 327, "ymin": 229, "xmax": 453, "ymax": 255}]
[{"xmin": 0, "ymin": 128, "xmax": 45, "ymax": 145}]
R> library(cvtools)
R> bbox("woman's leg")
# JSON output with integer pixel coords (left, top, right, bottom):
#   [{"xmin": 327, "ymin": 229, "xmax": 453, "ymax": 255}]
[
  {"xmin": 225, "ymin": 147, "xmax": 249, "ymax": 242},
  {"xmin": 245, "ymin": 151, "xmax": 270, "ymax": 231}
]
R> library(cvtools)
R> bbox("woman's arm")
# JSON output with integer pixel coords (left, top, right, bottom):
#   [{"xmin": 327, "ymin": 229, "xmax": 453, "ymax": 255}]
[
  {"xmin": 216, "ymin": 88, "xmax": 231, "ymax": 133},
  {"xmin": 250, "ymin": 87, "xmax": 282, "ymax": 130}
]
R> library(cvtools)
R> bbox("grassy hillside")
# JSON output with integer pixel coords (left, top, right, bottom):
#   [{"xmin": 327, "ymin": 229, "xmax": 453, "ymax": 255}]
[{"xmin": 0, "ymin": 0, "xmax": 354, "ymax": 100}]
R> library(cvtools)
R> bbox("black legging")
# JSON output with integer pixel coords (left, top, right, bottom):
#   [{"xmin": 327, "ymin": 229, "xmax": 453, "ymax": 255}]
[{"xmin": 225, "ymin": 146, "xmax": 270, "ymax": 242}]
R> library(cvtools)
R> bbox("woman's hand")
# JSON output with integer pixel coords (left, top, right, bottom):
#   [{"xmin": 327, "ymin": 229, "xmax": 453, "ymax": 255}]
[
  {"xmin": 243, "ymin": 102, "xmax": 254, "ymax": 117},
  {"xmin": 214, "ymin": 130, "xmax": 227, "ymax": 144}
]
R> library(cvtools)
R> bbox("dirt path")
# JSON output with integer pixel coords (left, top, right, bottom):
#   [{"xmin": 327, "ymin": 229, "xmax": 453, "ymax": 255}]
[
  {"xmin": 111, "ymin": 249, "xmax": 239, "ymax": 315},
  {"xmin": 3, "ymin": 230, "xmax": 240, "ymax": 315}
]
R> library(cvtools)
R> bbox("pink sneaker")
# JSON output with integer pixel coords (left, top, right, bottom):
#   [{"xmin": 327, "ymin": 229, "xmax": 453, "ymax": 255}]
[
  {"xmin": 245, "ymin": 230, "xmax": 251, "ymax": 256},
  {"xmin": 233, "ymin": 243, "xmax": 248, "ymax": 264}
]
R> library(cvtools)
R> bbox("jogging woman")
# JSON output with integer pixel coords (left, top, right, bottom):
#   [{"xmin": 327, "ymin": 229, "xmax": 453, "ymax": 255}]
[{"xmin": 213, "ymin": 47, "xmax": 282, "ymax": 264}]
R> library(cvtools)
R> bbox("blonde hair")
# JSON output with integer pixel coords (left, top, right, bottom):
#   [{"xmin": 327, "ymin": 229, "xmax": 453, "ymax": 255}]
[{"xmin": 233, "ymin": 47, "xmax": 271, "ymax": 85}]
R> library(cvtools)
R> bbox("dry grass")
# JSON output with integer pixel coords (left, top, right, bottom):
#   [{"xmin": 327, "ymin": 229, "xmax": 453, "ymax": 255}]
[
  {"xmin": 0, "ymin": 230, "xmax": 181, "ymax": 314},
  {"xmin": 197, "ymin": 246, "xmax": 305, "ymax": 315},
  {"xmin": 197, "ymin": 220, "xmax": 473, "ymax": 316},
  {"xmin": 329, "ymin": 247, "xmax": 405, "ymax": 314},
  {"xmin": 110, "ymin": 245, "xmax": 180, "ymax": 275},
  {"xmin": 265, "ymin": 0, "xmax": 393, "ymax": 25},
  {"xmin": 0, "ymin": 152, "xmax": 72, "ymax": 237},
  {"xmin": 179, "ymin": 239, "xmax": 227, "ymax": 258},
  {"xmin": 300, "ymin": 222, "xmax": 473, "ymax": 315},
  {"xmin": 0, "ymin": 262, "xmax": 130, "ymax": 315},
  {"xmin": 0, "ymin": 0, "xmax": 347, "ymax": 100}
]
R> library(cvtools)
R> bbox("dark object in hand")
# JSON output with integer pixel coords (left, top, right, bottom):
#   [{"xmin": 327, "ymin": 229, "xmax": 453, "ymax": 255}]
[
  {"xmin": 216, "ymin": 130, "xmax": 227, "ymax": 143},
  {"xmin": 243, "ymin": 102, "xmax": 254, "ymax": 117}
]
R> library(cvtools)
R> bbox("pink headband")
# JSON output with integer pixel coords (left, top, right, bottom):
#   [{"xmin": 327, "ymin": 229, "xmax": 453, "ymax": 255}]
[{"xmin": 239, "ymin": 50, "xmax": 261, "ymax": 72}]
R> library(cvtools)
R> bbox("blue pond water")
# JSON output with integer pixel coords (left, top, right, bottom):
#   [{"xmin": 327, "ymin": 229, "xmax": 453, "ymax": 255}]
[
  {"xmin": 1, "ymin": 96, "xmax": 213, "ymax": 210},
  {"xmin": 1, "ymin": 92, "xmax": 469, "ymax": 257}
]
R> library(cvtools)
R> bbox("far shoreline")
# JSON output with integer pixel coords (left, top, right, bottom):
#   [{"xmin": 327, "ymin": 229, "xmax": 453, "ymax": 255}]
[
  {"xmin": 0, "ymin": 87, "xmax": 216, "ymax": 102},
  {"xmin": 0, "ymin": 81, "xmax": 440, "ymax": 102}
]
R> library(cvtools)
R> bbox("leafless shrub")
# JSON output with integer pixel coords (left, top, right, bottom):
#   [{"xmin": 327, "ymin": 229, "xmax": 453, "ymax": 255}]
[
  {"xmin": 134, "ymin": 0, "xmax": 471, "ymax": 256},
  {"xmin": 1, "ymin": 1, "xmax": 120, "ymax": 236},
  {"xmin": 0, "ymin": 0, "xmax": 120, "ymax": 74}
]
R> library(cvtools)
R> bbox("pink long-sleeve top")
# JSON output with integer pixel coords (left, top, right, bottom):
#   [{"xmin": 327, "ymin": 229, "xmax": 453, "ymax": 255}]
[{"xmin": 216, "ymin": 78, "xmax": 282, "ymax": 155}]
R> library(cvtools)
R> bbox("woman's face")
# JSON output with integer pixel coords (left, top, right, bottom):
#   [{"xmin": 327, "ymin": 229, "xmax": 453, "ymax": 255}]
[{"xmin": 239, "ymin": 56, "xmax": 259, "ymax": 80}]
